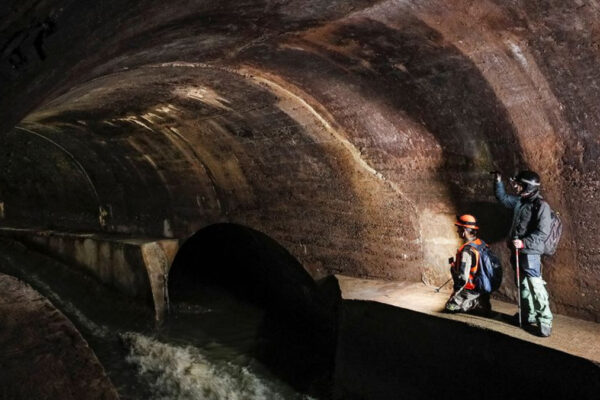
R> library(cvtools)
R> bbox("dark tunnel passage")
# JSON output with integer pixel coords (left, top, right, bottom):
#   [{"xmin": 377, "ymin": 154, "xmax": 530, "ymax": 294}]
[
  {"xmin": 168, "ymin": 223, "xmax": 318, "ymax": 310},
  {"xmin": 167, "ymin": 223, "xmax": 339, "ymax": 396},
  {"xmin": 3, "ymin": 0, "xmax": 600, "ymax": 320},
  {"xmin": 2, "ymin": 0, "xmax": 600, "ymax": 398},
  {"xmin": 0, "ymin": 127, "xmax": 102, "ymax": 229}
]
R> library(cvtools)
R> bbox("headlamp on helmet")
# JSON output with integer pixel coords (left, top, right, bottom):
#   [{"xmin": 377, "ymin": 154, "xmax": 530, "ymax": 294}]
[{"xmin": 513, "ymin": 170, "xmax": 541, "ymax": 196}]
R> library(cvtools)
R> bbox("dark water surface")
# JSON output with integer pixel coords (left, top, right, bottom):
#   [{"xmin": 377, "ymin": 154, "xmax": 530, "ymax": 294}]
[{"xmin": 0, "ymin": 239, "xmax": 315, "ymax": 400}]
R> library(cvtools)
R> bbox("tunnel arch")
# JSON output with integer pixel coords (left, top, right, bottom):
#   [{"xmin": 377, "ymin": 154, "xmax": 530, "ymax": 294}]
[
  {"xmin": 0, "ymin": 127, "xmax": 101, "ymax": 229},
  {"xmin": 167, "ymin": 223, "xmax": 319, "ymax": 313},
  {"xmin": 1, "ymin": 0, "xmax": 599, "ymax": 322},
  {"xmin": 166, "ymin": 222, "xmax": 339, "ymax": 395}
]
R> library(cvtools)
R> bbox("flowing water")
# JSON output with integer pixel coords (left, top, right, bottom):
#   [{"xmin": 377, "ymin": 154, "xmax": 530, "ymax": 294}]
[{"xmin": 0, "ymin": 239, "xmax": 317, "ymax": 400}]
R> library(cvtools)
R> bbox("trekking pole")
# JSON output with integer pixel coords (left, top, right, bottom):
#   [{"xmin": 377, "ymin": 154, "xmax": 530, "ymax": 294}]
[
  {"xmin": 435, "ymin": 278, "xmax": 452, "ymax": 293},
  {"xmin": 514, "ymin": 240, "xmax": 522, "ymax": 328}
]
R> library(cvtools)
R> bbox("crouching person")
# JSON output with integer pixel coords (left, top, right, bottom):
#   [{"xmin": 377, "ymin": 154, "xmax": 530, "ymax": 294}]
[{"xmin": 445, "ymin": 214, "xmax": 492, "ymax": 315}]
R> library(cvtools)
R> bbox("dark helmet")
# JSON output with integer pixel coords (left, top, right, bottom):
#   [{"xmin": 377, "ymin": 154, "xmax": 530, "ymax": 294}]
[{"xmin": 514, "ymin": 170, "xmax": 541, "ymax": 196}]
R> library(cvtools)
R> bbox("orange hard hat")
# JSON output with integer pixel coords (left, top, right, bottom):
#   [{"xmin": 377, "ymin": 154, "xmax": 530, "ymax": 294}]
[{"xmin": 455, "ymin": 214, "xmax": 479, "ymax": 230}]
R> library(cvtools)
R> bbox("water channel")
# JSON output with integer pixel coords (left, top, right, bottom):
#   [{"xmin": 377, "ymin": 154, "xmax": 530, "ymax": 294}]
[{"xmin": 0, "ymin": 238, "xmax": 320, "ymax": 399}]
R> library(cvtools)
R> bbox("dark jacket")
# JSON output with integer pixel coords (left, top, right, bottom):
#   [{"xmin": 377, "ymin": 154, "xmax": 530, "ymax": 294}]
[{"xmin": 494, "ymin": 181, "xmax": 551, "ymax": 255}]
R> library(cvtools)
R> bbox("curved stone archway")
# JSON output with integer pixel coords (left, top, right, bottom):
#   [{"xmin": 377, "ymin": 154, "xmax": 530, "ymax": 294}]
[
  {"xmin": 167, "ymin": 222, "xmax": 338, "ymax": 395},
  {"xmin": 168, "ymin": 223, "xmax": 318, "ymax": 312},
  {"xmin": 1, "ymin": 0, "xmax": 599, "ymax": 322}
]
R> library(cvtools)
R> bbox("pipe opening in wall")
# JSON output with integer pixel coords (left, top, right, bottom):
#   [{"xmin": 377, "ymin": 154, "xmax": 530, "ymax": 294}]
[
  {"xmin": 168, "ymin": 223, "xmax": 316, "ymax": 308},
  {"xmin": 167, "ymin": 223, "xmax": 339, "ymax": 397}
]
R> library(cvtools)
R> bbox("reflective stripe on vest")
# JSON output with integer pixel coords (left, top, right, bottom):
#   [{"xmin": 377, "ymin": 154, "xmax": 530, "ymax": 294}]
[{"xmin": 456, "ymin": 238, "xmax": 482, "ymax": 290}]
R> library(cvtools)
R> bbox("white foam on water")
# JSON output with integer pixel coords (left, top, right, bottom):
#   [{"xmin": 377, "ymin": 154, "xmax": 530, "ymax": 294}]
[{"xmin": 121, "ymin": 332, "xmax": 309, "ymax": 400}]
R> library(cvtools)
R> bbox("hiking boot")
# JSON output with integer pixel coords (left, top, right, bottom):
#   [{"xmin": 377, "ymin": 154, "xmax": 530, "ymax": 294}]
[
  {"xmin": 513, "ymin": 313, "xmax": 537, "ymax": 327},
  {"xmin": 539, "ymin": 324, "xmax": 552, "ymax": 337},
  {"xmin": 444, "ymin": 302, "xmax": 461, "ymax": 313}
]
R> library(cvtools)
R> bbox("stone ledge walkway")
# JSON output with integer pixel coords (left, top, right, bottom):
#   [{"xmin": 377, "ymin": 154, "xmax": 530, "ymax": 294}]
[
  {"xmin": 0, "ymin": 273, "xmax": 119, "ymax": 400},
  {"xmin": 336, "ymin": 275, "xmax": 600, "ymax": 364}
]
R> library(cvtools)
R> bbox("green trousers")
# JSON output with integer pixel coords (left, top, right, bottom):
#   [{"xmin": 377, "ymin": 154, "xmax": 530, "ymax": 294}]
[{"xmin": 520, "ymin": 276, "xmax": 553, "ymax": 327}]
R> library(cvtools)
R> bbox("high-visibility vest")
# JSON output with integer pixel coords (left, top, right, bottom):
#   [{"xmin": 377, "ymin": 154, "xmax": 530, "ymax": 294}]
[{"xmin": 455, "ymin": 239, "xmax": 482, "ymax": 290}]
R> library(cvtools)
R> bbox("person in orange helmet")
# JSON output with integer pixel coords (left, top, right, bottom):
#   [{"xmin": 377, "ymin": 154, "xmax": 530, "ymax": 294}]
[{"xmin": 444, "ymin": 214, "xmax": 492, "ymax": 315}]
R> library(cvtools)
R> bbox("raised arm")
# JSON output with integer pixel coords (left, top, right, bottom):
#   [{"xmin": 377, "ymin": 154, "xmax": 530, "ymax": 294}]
[{"xmin": 495, "ymin": 180, "xmax": 519, "ymax": 209}]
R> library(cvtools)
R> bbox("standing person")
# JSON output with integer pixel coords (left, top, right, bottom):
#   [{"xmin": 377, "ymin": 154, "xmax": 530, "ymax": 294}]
[
  {"xmin": 445, "ymin": 214, "xmax": 492, "ymax": 315},
  {"xmin": 493, "ymin": 170, "xmax": 553, "ymax": 337}
]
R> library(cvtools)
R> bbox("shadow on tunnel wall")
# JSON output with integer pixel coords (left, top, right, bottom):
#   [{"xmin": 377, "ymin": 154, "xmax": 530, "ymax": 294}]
[
  {"xmin": 329, "ymin": 17, "xmax": 529, "ymax": 220},
  {"xmin": 245, "ymin": 14, "xmax": 530, "ymax": 240},
  {"xmin": 168, "ymin": 223, "xmax": 340, "ymax": 397},
  {"xmin": 457, "ymin": 201, "xmax": 512, "ymax": 244}
]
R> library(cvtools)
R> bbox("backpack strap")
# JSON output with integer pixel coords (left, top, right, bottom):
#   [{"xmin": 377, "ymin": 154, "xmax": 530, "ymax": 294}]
[
  {"xmin": 462, "ymin": 244, "xmax": 479, "ymax": 260},
  {"xmin": 532, "ymin": 196, "xmax": 545, "ymax": 215},
  {"xmin": 461, "ymin": 243, "xmax": 481, "ymax": 291},
  {"xmin": 531, "ymin": 197, "xmax": 550, "ymax": 228},
  {"xmin": 463, "ymin": 242, "xmax": 481, "ymax": 256}
]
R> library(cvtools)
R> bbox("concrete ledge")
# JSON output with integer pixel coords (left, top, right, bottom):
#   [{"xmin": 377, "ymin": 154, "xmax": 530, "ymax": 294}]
[
  {"xmin": 334, "ymin": 275, "xmax": 600, "ymax": 399},
  {"xmin": 0, "ymin": 273, "xmax": 119, "ymax": 399},
  {"xmin": 0, "ymin": 228, "xmax": 178, "ymax": 320}
]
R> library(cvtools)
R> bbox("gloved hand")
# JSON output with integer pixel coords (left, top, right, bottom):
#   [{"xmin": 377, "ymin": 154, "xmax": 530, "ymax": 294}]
[{"xmin": 513, "ymin": 239, "xmax": 524, "ymax": 249}]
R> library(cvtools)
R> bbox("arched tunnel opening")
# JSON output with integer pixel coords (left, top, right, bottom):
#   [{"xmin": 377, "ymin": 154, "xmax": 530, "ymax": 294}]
[
  {"xmin": 1, "ymin": 0, "xmax": 600, "ymax": 398},
  {"xmin": 168, "ymin": 223, "xmax": 318, "ymax": 310},
  {"xmin": 167, "ymin": 223, "xmax": 338, "ymax": 396}
]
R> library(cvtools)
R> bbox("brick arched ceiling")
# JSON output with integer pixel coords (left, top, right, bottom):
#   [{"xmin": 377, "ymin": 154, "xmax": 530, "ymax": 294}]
[{"xmin": 1, "ymin": 0, "xmax": 599, "ymax": 321}]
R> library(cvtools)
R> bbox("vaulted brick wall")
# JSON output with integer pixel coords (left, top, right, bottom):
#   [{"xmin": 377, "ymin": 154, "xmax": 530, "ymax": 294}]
[{"xmin": 1, "ymin": 0, "xmax": 599, "ymax": 321}]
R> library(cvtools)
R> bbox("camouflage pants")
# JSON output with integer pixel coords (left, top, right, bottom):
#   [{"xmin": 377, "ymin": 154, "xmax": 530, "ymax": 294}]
[
  {"xmin": 513, "ymin": 253, "xmax": 553, "ymax": 327},
  {"xmin": 520, "ymin": 276, "xmax": 553, "ymax": 327}
]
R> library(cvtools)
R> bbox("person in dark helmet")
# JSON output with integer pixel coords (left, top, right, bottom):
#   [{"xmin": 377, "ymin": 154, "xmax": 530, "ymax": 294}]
[
  {"xmin": 493, "ymin": 170, "xmax": 553, "ymax": 337},
  {"xmin": 444, "ymin": 214, "xmax": 492, "ymax": 315}
]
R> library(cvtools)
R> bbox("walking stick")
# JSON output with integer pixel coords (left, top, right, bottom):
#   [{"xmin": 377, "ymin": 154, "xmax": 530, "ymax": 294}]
[
  {"xmin": 435, "ymin": 278, "xmax": 452, "ymax": 293},
  {"xmin": 515, "ymin": 243, "xmax": 522, "ymax": 328},
  {"xmin": 436, "ymin": 257, "xmax": 456, "ymax": 293}
]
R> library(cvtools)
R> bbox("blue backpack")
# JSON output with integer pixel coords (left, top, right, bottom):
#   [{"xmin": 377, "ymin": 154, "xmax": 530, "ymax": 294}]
[{"xmin": 469, "ymin": 241, "xmax": 503, "ymax": 294}]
